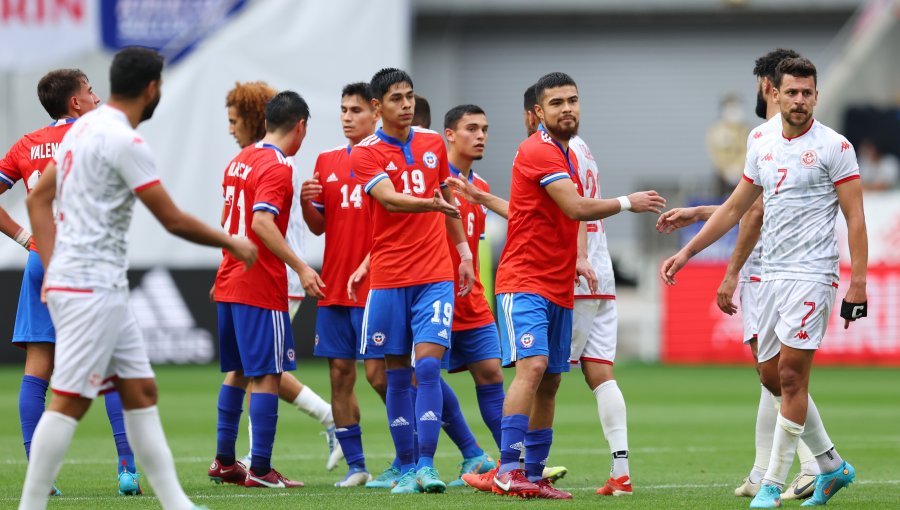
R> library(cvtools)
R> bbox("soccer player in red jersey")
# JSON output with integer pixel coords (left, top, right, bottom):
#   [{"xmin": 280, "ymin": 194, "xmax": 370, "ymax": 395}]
[
  {"xmin": 299, "ymin": 82, "xmax": 389, "ymax": 487},
  {"xmin": 0, "ymin": 69, "xmax": 146, "ymax": 495},
  {"xmin": 218, "ymin": 81, "xmax": 341, "ymax": 474},
  {"xmin": 491, "ymin": 73, "xmax": 664, "ymax": 499},
  {"xmin": 209, "ymin": 91, "xmax": 323, "ymax": 489},
  {"xmin": 349, "ymin": 68, "xmax": 474, "ymax": 494}
]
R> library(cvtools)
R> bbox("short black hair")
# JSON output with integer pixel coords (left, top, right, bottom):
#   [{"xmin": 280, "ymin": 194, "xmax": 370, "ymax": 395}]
[
  {"xmin": 413, "ymin": 94, "xmax": 431, "ymax": 128},
  {"xmin": 265, "ymin": 90, "xmax": 310, "ymax": 133},
  {"xmin": 523, "ymin": 84, "xmax": 537, "ymax": 113},
  {"xmin": 533, "ymin": 72, "xmax": 577, "ymax": 104},
  {"xmin": 369, "ymin": 67, "xmax": 413, "ymax": 101},
  {"xmin": 37, "ymin": 69, "xmax": 88, "ymax": 119},
  {"xmin": 444, "ymin": 104, "xmax": 486, "ymax": 130},
  {"xmin": 341, "ymin": 82, "xmax": 373, "ymax": 103},
  {"xmin": 774, "ymin": 57, "xmax": 817, "ymax": 88},
  {"xmin": 110, "ymin": 47, "xmax": 164, "ymax": 99},
  {"xmin": 753, "ymin": 48, "xmax": 801, "ymax": 81}
]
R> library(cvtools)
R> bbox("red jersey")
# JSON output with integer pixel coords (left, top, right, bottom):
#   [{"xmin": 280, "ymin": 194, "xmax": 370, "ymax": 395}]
[
  {"xmin": 0, "ymin": 119, "xmax": 76, "ymax": 251},
  {"xmin": 351, "ymin": 127, "xmax": 454, "ymax": 289},
  {"xmin": 310, "ymin": 144, "xmax": 372, "ymax": 307},
  {"xmin": 495, "ymin": 129, "xmax": 583, "ymax": 309},
  {"xmin": 447, "ymin": 164, "xmax": 495, "ymax": 331},
  {"xmin": 215, "ymin": 142, "xmax": 294, "ymax": 311}
]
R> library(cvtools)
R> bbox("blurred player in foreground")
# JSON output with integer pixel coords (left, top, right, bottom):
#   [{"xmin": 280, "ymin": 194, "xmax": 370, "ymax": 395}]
[
  {"xmin": 657, "ymin": 48, "xmax": 822, "ymax": 501},
  {"xmin": 20, "ymin": 46, "xmax": 256, "ymax": 510},
  {"xmin": 300, "ymin": 82, "xmax": 389, "ymax": 487},
  {"xmin": 217, "ymin": 81, "xmax": 340, "ymax": 474},
  {"xmin": 661, "ymin": 57, "xmax": 866, "ymax": 509}
]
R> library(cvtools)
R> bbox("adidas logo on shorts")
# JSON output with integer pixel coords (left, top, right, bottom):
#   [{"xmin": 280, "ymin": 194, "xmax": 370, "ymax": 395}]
[
  {"xmin": 438, "ymin": 329, "xmax": 449, "ymax": 340},
  {"xmin": 390, "ymin": 416, "xmax": 410, "ymax": 427},
  {"xmin": 419, "ymin": 411, "xmax": 439, "ymax": 422}
]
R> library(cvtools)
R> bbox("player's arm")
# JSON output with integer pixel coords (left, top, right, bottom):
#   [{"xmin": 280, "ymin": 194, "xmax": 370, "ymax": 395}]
[
  {"xmin": 441, "ymin": 186, "xmax": 475, "ymax": 296},
  {"xmin": 0, "ymin": 185, "xmax": 32, "ymax": 249},
  {"xmin": 544, "ymin": 178, "xmax": 665, "ymax": 221},
  {"xmin": 25, "ymin": 163, "xmax": 58, "ymax": 268},
  {"xmin": 576, "ymin": 221, "xmax": 598, "ymax": 294},
  {"xmin": 137, "ymin": 184, "xmax": 257, "ymax": 268},
  {"xmin": 347, "ymin": 251, "xmax": 370, "ymax": 302},
  {"xmin": 660, "ymin": 179, "xmax": 761, "ymax": 285},
  {"xmin": 716, "ymin": 196, "xmax": 763, "ymax": 315},
  {"xmin": 367, "ymin": 179, "xmax": 460, "ymax": 217},
  {"xmin": 300, "ymin": 172, "xmax": 325, "ymax": 236},
  {"xmin": 656, "ymin": 205, "xmax": 719, "ymax": 234},
  {"xmin": 251, "ymin": 210, "xmax": 325, "ymax": 298},
  {"xmin": 446, "ymin": 176, "xmax": 509, "ymax": 219},
  {"xmin": 836, "ymin": 178, "xmax": 868, "ymax": 328}
]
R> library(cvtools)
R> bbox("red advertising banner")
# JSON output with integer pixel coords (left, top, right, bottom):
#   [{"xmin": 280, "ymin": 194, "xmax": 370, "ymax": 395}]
[{"xmin": 662, "ymin": 263, "xmax": 900, "ymax": 365}]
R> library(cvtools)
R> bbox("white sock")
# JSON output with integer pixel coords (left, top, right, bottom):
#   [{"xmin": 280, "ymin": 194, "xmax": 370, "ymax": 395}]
[
  {"xmin": 124, "ymin": 406, "xmax": 194, "ymax": 510},
  {"xmin": 293, "ymin": 385, "xmax": 334, "ymax": 427},
  {"xmin": 18, "ymin": 411, "xmax": 77, "ymax": 510},
  {"xmin": 797, "ymin": 440, "xmax": 820, "ymax": 475},
  {"xmin": 763, "ymin": 413, "xmax": 803, "ymax": 488},
  {"xmin": 799, "ymin": 394, "xmax": 841, "ymax": 473},
  {"xmin": 593, "ymin": 380, "xmax": 629, "ymax": 478},
  {"xmin": 750, "ymin": 385, "xmax": 776, "ymax": 483}
]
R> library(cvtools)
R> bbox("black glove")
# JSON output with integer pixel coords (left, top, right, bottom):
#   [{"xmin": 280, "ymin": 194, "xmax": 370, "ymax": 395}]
[{"xmin": 840, "ymin": 299, "xmax": 867, "ymax": 322}]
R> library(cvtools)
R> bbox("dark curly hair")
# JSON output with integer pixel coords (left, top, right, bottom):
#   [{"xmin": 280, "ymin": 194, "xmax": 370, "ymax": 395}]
[
  {"xmin": 753, "ymin": 48, "xmax": 801, "ymax": 81},
  {"xmin": 226, "ymin": 81, "xmax": 277, "ymax": 143}
]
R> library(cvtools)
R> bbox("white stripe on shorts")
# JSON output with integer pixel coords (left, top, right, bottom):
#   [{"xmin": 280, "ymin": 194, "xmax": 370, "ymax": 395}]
[{"xmin": 501, "ymin": 294, "xmax": 517, "ymax": 361}]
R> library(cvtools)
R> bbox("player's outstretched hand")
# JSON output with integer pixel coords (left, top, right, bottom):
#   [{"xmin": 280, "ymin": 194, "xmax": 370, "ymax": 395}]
[
  {"xmin": 576, "ymin": 257, "xmax": 599, "ymax": 295},
  {"xmin": 716, "ymin": 274, "xmax": 738, "ymax": 315},
  {"xmin": 300, "ymin": 173, "xmax": 323, "ymax": 203},
  {"xmin": 446, "ymin": 176, "xmax": 484, "ymax": 204},
  {"xmin": 347, "ymin": 265, "xmax": 368, "ymax": 302},
  {"xmin": 627, "ymin": 190, "xmax": 666, "ymax": 214},
  {"xmin": 458, "ymin": 259, "xmax": 475, "ymax": 297},
  {"xmin": 656, "ymin": 207, "xmax": 700, "ymax": 234},
  {"xmin": 432, "ymin": 189, "xmax": 461, "ymax": 218},
  {"xmin": 301, "ymin": 266, "xmax": 326, "ymax": 299},
  {"xmin": 227, "ymin": 237, "xmax": 258, "ymax": 270},
  {"xmin": 660, "ymin": 251, "xmax": 690, "ymax": 286}
]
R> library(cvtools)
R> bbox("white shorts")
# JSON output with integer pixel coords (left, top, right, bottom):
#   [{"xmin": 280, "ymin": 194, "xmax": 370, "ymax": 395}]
[
  {"xmin": 570, "ymin": 298, "xmax": 617, "ymax": 365},
  {"xmin": 47, "ymin": 288, "xmax": 154, "ymax": 399},
  {"xmin": 739, "ymin": 280, "xmax": 761, "ymax": 344},
  {"xmin": 756, "ymin": 280, "xmax": 837, "ymax": 363}
]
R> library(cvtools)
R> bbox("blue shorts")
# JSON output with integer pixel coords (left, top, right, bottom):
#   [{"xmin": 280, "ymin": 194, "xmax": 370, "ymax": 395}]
[
  {"xmin": 362, "ymin": 281, "xmax": 454, "ymax": 356},
  {"xmin": 217, "ymin": 302, "xmax": 295, "ymax": 377},
  {"xmin": 315, "ymin": 305, "xmax": 381, "ymax": 360},
  {"xmin": 12, "ymin": 251, "xmax": 55, "ymax": 345},
  {"xmin": 442, "ymin": 322, "xmax": 501, "ymax": 373},
  {"xmin": 497, "ymin": 293, "xmax": 572, "ymax": 374}
]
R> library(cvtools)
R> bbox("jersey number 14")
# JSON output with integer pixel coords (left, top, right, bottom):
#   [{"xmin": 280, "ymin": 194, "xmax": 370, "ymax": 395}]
[{"xmin": 223, "ymin": 185, "xmax": 247, "ymax": 237}]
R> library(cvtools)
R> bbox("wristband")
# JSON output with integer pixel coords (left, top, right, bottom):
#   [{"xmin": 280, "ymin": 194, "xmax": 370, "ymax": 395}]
[
  {"xmin": 14, "ymin": 228, "xmax": 32, "ymax": 249},
  {"xmin": 840, "ymin": 299, "xmax": 867, "ymax": 322},
  {"xmin": 616, "ymin": 195, "xmax": 631, "ymax": 212},
  {"xmin": 456, "ymin": 241, "xmax": 473, "ymax": 262}
]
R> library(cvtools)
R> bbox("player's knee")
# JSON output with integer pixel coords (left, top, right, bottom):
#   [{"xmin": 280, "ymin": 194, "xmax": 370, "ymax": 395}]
[
  {"xmin": 330, "ymin": 361, "xmax": 357, "ymax": 394},
  {"xmin": 537, "ymin": 373, "xmax": 561, "ymax": 397},
  {"xmin": 778, "ymin": 366, "xmax": 807, "ymax": 396},
  {"xmin": 365, "ymin": 369, "xmax": 387, "ymax": 397},
  {"xmin": 414, "ymin": 356, "xmax": 441, "ymax": 384},
  {"xmin": 758, "ymin": 365, "xmax": 781, "ymax": 396}
]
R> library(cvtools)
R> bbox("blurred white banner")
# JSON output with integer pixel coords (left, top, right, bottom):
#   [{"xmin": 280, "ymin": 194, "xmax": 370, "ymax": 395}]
[{"xmin": 0, "ymin": 0, "xmax": 100, "ymax": 71}]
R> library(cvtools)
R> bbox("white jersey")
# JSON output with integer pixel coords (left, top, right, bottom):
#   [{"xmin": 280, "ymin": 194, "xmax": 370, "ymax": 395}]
[
  {"xmin": 47, "ymin": 105, "xmax": 160, "ymax": 290},
  {"xmin": 570, "ymin": 135, "xmax": 615, "ymax": 298},
  {"xmin": 285, "ymin": 159, "xmax": 306, "ymax": 300},
  {"xmin": 738, "ymin": 115, "xmax": 781, "ymax": 283},
  {"xmin": 743, "ymin": 119, "xmax": 859, "ymax": 286}
]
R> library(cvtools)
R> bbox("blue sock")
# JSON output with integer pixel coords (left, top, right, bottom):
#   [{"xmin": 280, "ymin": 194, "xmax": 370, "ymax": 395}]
[
  {"xmin": 414, "ymin": 357, "xmax": 442, "ymax": 470},
  {"xmin": 524, "ymin": 428, "xmax": 553, "ymax": 482},
  {"xmin": 499, "ymin": 414, "xmax": 529, "ymax": 474},
  {"xmin": 249, "ymin": 392, "xmax": 278, "ymax": 475},
  {"xmin": 440, "ymin": 378, "xmax": 482, "ymax": 459},
  {"xmin": 19, "ymin": 375, "xmax": 48, "ymax": 459},
  {"xmin": 385, "ymin": 368, "xmax": 415, "ymax": 472},
  {"xmin": 475, "ymin": 382, "xmax": 505, "ymax": 451},
  {"xmin": 391, "ymin": 456, "xmax": 401, "ymax": 470},
  {"xmin": 104, "ymin": 391, "xmax": 135, "ymax": 474},
  {"xmin": 335, "ymin": 424, "xmax": 366, "ymax": 470},
  {"xmin": 409, "ymin": 385, "xmax": 420, "ymax": 464},
  {"xmin": 215, "ymin": 384, "xmax": 245, "ymax": 464}
]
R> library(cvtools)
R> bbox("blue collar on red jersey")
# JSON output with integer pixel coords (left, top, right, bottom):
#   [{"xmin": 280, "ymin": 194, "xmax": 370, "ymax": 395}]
[
  {"xmin": 257, "ymin": 142, "xmax": 286, "ymax": 159},
  {"xmin": 449, "ymin": 162, "xmax": 474, "ymax": 183},
  {"xmin": 376, "ymin": 128, "xmax": 416, "ymax": 164},
  {"xmin": 537, "ymin": 124, "xmax": 576, "ymax": 178},
  {"xmin": 50, "ymin": 118, "xmax": 77, "ymax": 127}
]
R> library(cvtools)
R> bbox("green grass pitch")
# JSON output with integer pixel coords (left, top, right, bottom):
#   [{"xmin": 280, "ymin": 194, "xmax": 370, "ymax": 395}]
[{"xmin": 1, "ymin": 362, "xmax": 898, "ymax": 509}]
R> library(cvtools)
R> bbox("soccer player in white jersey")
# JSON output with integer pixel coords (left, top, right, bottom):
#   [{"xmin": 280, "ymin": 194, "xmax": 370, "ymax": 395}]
[
  {"xmin": 656, "ymin": 49, "xmax": 822, "ymax": 500},
  {"xmin": 661, "ymin": 57, "xmax": 866, "ymax": 509},
  {"xmin": 216, "ymin": 81, "xmax": 340, "ymax": 474},
  {"xmin": 19, "ymin": 47, "xmax": 256, "ymax": 510}
]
